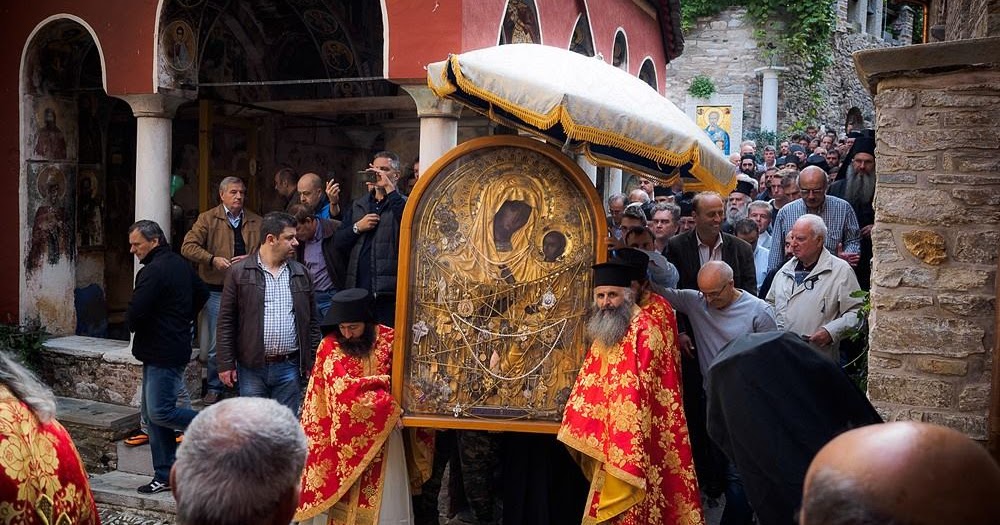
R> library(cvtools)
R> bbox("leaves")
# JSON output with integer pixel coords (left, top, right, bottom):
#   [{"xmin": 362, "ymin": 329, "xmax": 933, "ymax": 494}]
[{"xmin": 687, "ymin": 75, "xmax": 717, "ymax": 98}]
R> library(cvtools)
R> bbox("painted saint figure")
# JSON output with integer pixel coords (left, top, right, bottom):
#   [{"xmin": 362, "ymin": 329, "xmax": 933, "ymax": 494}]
[{"xmin": 703, "ymin": 110, "xmax": 731, "ymax": 155}]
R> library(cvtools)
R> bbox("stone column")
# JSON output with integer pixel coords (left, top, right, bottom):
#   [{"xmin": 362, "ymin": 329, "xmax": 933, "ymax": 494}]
[
  {"xmin": 402, "ymin": 85, "xmax": 462, "ymax": 171},
  {"xmin": 855, "ymin": 37, "xmax": 1000, "ymax": 443},
  {"xmin": 118, "ymin": 94, "xmax": 184, "ymax": 247},
  {"xmin": 753, "ymin": 66, "xmax": 789, "ymax": 134},
  {"xmin": 576, "ymin": 155, "xmax": 598, "ymax": 185},
  {"xmin": 898, "ymin": 6, "xmax": 915, "ymax": 45},
  {"xmin": 609, "ymin": 168, "xmax": 623, "ymax": 197}
]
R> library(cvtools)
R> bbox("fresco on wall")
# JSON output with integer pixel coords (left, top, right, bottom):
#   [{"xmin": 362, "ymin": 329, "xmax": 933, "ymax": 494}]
[
  {"xmin": 569, "ymin": 12, "xmax": 595, "ymax": 56},
  {"xmin": 639, "ymin": 60, "xmax": 657, "ymax": 90},
  {"xmin": 501, "ymin": 0, "xmax": 541, "ymax": 45},
  {"xmin": 159, "ymin": 19, "xmax": 198, "ymax": 90},
  {"xmin": 28, "ymin": 97, "xmax": 77, "ymax": 162},
  {"xmin": 24, "ymin": 23, "xmax": 93, "ymax": 97},
  {"xmin": 613, "ymin": 31, "xmax": 628, "ymax": 69},
  {"xmin": 76, "ymin": 166, "xmax": 104, "ymax": 251},
  {"xmin": 26, "ymin": 163, "xmax": 76, "ymax": 275}
]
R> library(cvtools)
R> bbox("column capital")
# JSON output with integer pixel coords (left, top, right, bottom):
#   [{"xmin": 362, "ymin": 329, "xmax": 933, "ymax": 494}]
[
  {"xmin": 401, "ymin": 85, "xmax": 463, "ymax": 119},
  {"xmin": 753, "ymin": 66, "xmax": 790, "ymax": 77},
  {"xmin": 115, "ymin": 93, "xmax": 187, "ymax": 119}
]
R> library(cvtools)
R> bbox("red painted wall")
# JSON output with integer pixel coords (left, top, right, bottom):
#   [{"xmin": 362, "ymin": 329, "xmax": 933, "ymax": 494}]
[
  {"xmin": 587, "ymin": 0, "xmax": 667, "ymax": 92},
  {"xmin": 384, "ymin": 0, "xmax": 464, "ymax": 82},
  {"xmin": 0, "ymin": 2, "xmax": 158, "ymax": 321}
]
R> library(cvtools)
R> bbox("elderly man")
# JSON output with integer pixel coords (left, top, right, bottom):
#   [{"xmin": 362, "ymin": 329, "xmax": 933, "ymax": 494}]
[
  {"xmin": 182, "ymin": 176, "xmax": 261, "ymax": 405},
  {"xmin": 171, "ymin": 398, "xmax": 308, "ymax": 525},
  {"xmin": 296, "ymin": 172, "xmax": 340, "ymax": 219},
  {"xmin": 216, "ymin": 212, "xmax": 320, "ymax": 413},
  {"xmin": 334, "ymin": 151, "xmax": 407, "ymax": 327},
  {"xmin": 723, "ymin": 180, "xmax": 754, "ymax": 233},
  {"xmin": 660, "ymin": 261, "xmax": 775, "ymax": 525},
  {"xmin": 288, "ymin": 203, "xmax": 345, "ymax": 317},
  {"xmin": 295, "ymin": 289, "xmax": 414, "ymax": 524},
  {"xmin": 767, "ymin": 166, "xmax": 861, "ymax": 273},
  {"xmin": 128, "ymin": 220, "xmax": 208, "ymax": 494},
  {"xmin": 558, "ymin": 263, "xmax": 703, "ymax": 525},
  {"xmin": 767, "ymin": 214, "xmax": 863, "ymax": 362},
  {"xmin": 606, "ymin": 192, "xmax": 627, "ymax": 241},
  {"xmin": 829, "ymin": 136, "xmax": 876, "ymax": 289},
  {"xmin": 800, "ymin": 422, "xmax": 1000, "ymax": 525},
  {"xmin": 734, "ymin": 218, "xmax": 770, "ymax": 291}
]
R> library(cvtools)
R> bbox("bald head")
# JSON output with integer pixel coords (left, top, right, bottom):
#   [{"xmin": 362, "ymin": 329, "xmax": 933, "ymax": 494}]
[
  {"xmin": 696, "ymin": 261, "xmax": 738, "ymax": 309},
  {"xmin": 801, "ymin": 422, "xmax": 1000, "ymax": 525},
  {"xmin": 297, "ymin": 172, "xmax": 325, "ymax": 212}
]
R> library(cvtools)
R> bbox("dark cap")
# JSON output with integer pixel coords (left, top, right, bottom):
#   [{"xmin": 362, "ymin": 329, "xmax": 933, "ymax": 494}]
[
  {"xmin": 850, "ymin": 136, "xmax": 875, "ymax": 157},
  {"xmin": 653, "ymin": 185, "xmax": 671, "ymax": 197},
  {"xmin": 805, "ymin": 154, "xmax": 831, "ymax": 172},
  {"xmin": 592, "ymin": 262, "xmax": 633, "ymax": 288},
  {"xmin": 321, "ymin": 288, "xmax": 373, "ymax": 333},
  {"xmin": 741, "ymin": 153, "xmax": 757, "ymax": 162},
  {"xmin": 789, "ymin": 144, "xmax": 806, "ymax": 155},
  {"xmin": 612, "ymin": 249, "xmax": 649, "ymax": 282},
  {"xmin": 733, "ymin": 179, "xmax": 756, "ymax": 197}
]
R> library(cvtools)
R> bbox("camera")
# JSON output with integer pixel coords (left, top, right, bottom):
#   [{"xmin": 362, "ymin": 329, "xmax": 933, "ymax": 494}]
[{"xmin": 357, "ymin": 170, "xmax": 381, "ymax": 184}]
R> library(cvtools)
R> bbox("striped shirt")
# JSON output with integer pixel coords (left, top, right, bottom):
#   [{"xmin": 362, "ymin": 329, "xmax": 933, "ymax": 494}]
[
  {"xmin": 258, "ymin": 254, "xmax": 298, "ymax": 356},
  {"xmin": 767, "ymin": 195, "xmax": 861, "ymax": 272}
]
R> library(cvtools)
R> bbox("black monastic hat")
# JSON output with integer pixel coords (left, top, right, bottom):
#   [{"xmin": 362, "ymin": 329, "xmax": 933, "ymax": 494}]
[
  {"xmin": 612, "ymin": 249, "xmax": 649, "ymax": 282},
  {"xmin": 592, "ymin": 262, "xmax": 633, "ymax": 288},
  {"xmin": 321, "ymin": 288, "xmax": 373, "ymax": 333}
]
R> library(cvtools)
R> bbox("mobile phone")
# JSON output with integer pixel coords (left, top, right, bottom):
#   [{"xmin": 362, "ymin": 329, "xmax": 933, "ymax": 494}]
[{"xmin": 357, "ymin": 170, "xmax": 380, "ymax": 184}]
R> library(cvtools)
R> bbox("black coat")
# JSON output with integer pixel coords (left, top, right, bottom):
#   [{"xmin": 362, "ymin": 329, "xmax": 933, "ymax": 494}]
[
  {"xmin": 127, "ymin": 245, "xmax": 209, "ymax": 367},
  {"xmin": 666, "ymin": 229, "xmax": 758, "ymax": 295},
  {"xmin": 706, "ymin": 332, "xmax": 882, "ymax": 525}
]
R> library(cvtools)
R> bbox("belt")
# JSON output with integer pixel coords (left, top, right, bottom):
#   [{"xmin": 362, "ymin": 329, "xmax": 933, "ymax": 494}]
[{"xmin": 264, "ymin": 351, "xmax": 299, "ymax": 364}]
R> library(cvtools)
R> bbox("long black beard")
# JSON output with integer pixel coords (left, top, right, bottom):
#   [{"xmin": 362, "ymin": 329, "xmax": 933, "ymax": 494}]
[
  {"xmin": 585, "ymin": 298, "xmax": 634, "ymax": 347},
  {"xmin": 334, "ymin": 324, "xmax": 377, "ymax": 358},
  {"xmin": 842, "ymin": 167, "xmax": 875, "ymax": 209}
]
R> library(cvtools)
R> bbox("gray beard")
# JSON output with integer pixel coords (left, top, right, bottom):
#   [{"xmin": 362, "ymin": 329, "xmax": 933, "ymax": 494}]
[
  {"xmin": 842, "ymin": 166, "xmax": 875, "ymax": 208},
  {"xmin": 726, "ymin": 206, "xmax": 748, "ymax": 225},
  {"xmin": 586, "ymin": 299, "xmax": 634, "ymax": 347}
]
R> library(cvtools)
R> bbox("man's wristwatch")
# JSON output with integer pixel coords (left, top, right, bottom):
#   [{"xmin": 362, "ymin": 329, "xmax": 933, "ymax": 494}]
[{"xmin": 352, "ymin": 223, "xmax": 360, "ymax": 234}]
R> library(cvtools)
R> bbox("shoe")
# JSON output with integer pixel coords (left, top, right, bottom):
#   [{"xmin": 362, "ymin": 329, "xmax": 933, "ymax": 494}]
[
  {"xmin": 124, "ymin": 430, "xmax": 149, "ymax": 447},
  {"xmin": 175, "ymin": 431, "xmax": 184, "ymax": 444},
  {"xmin": 137, "ymin": 479, "xmax": 170, "ymax": 494},
  {"xmin": 201, "ymin": 391, "xmax": 222, "ymax": 405}
]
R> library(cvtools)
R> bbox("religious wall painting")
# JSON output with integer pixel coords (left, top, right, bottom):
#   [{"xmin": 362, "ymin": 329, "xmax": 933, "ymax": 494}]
[
  {"xmin": 396, "ymin": 137, "xmax": 605, "ymax": 432},
  {"xmin": 697, "ymin": 105, "xmax": 734, "ymax": 155},
  {"xmin": 28, "ymin": 96, "xmax": 77, "ymax": 162},
  {"xmin": 26, "ymin": 163, "xmax": 76, "ymax": 275},
  {"xmin": 76, "ymin": 166, "xmax": 104, "ymax": 251},
  {"xmin": 639, "ymin": 60, "xmax": 657, "ymax": 90},
  {"xmin": 500, "ymin": 0, "xmax": 541, "ymax": 45},
  {"xmin": 158, "ymin": 19, "xmax": 199, "ymax": 91},
  {"xmin": 569, "ymin": 12, "xmax": 595, "ymax": 56}
]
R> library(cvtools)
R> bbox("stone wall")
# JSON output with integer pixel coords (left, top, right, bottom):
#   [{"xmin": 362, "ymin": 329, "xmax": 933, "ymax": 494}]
[
  {"xmin": 665, "ymin": 7, "xmax": 886, "ymax": 136},
  {"xmin": 945, "ymin": 0, "xmax": 1000, "ymax": 41},
  {"xmin": 859, "ymin": 38, "xmax": 1000, "ymax": 440}
]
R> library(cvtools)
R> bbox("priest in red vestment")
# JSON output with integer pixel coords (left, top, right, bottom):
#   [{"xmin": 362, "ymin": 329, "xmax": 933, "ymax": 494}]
[
  {"xmin": 558, "ymin": 262, "xmax": 704, "ymax": 525},
  {"xmin": 295, "ymin": 288, "xmax": 414, "ymax": 525}
]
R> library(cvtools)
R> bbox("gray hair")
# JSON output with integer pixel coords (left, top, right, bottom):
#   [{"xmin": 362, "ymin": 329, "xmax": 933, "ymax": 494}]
[
  {"xmin": 218, "ymin": 176, "xmax": 245, "ymax": 194},
  {"xmin": 128, "ymin": 220, "xmax": 167, "ymax": 246},
  {"xmin": 174, "ymin": 397, "xmax": 308, "ymax": 525},
  {"xmin": 796, "ymin": 213, "xmax": 828, "ymax": 242},
  {"xmin": 748, "ymin": 200, "xmax": 771, "ymax": 214},
  {"xmin": 780, "ymin": 171, "xmax": 800, "ymax": 190},
  {"xmin": 607, "ymin": 193, "xmax": 627, "ymax": 207},
  {"xmin": 651, "ymin": 202, "xmax": 680, "ymax": 223},
  {"xmin": 628, "ymin": 188, "xmax": 651, "ymax": 204},
  {"xmin": 373, "ymin": 151, "xmax": 401, "ymax": 172},
  {"xmin": 0, "ymin": 351, "xmax": 56, "ymax": 422}
]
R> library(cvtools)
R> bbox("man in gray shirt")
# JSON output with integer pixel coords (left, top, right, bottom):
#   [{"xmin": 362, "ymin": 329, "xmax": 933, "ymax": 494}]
[
  {"xmin": 660, "ymin": 260, "xmax": 776, "ymax": 524},
  {"xmin": 661, "ymin": 260, "xmax": 777, "ymax": 389}
]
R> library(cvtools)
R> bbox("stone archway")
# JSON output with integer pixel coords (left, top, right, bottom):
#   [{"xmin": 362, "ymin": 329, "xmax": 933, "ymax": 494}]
[{"xmin": 20, "ymin": 17, "xmax": 128, "ymax": 337}]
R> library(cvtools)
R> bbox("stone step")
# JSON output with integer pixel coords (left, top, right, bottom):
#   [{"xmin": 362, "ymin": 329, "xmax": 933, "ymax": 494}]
[
  {"xmin": 89, "ymin": 470, "xmax": 176, "ymax": 515},
  {"xmin": 116, "ymin": 439, "xmax": 154, "ymax": 477},
  {"xmin": 41, "ymin": 335, "xmax": 202, "ymax": 406},
  {"xmin": 56, "ymin": 396, "xmax": 140, "ymax": 474}
]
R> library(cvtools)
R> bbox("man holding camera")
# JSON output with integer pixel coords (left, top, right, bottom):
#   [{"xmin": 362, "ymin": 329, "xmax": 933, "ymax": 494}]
[{"xmin": 334, "ymin": 151, "xmax": 407, "ymax": 327}]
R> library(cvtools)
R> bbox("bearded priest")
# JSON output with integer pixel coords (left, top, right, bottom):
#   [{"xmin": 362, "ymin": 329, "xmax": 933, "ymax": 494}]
[
  {"xmin": 295, "ymin": 288, "xmax": 414, "ymax": 524},
  {"xmin": 558, "ymin": 262, "xmax": 704, "ymax": 525}
]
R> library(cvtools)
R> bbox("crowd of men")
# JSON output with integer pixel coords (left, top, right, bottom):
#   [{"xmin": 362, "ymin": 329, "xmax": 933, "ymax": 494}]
[{"xmin": 96, "ymin": 128, "xmax": 1000, "ymax": 525}]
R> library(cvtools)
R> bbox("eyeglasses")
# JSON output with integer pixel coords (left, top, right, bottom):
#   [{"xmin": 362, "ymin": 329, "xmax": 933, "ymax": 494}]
[
  {"xmin": 700, "ymin": 282, "xmax": 731, "ymax": 300},
  {"xmin": 800, "ymin": 187, "xmax": 825, "ymax": 196}
]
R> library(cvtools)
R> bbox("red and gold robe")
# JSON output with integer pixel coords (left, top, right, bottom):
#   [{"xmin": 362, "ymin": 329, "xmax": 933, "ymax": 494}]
[
  {"xmin": 296, "ymin": 325, "xmax": 401, "ymax": 524},
  {"xmin": 558, "ymin": 306, "xmax": 703, "ymax": 525},
  {"xmin": 638, "ymin": 289, "xmax": 681, "ymax": 370},
  {"xmin": 0, "ymin": 384, "xmax": 98, "ymax": 525}
]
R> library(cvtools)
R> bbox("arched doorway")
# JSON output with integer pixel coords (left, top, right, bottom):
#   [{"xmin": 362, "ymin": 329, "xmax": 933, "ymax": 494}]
[{"xmin": 20, "ymin": 17, "xmax": 135, "ymax": 337}]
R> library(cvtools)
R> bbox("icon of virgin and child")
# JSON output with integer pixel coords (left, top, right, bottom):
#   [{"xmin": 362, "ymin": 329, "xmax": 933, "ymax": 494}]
[{"xmin": 415, "ymin": 172, "xmax": 593, "ymax": 418}]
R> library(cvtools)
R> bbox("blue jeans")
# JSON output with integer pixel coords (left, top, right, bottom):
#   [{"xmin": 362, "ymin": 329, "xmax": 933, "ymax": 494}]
[
  {"xmin": 315, "ymin": 289, "xmax": 337, "ymax": 319},
  {"xmin": 202, "ymin": 291, "xmax": 224, "ymax": 394},
  {"xmin": 721, "ymin": 461, "xmax": 754, "ymax": 525},
  {"xmin": 139, "ymin": 381, "xmax": 191, "ymax": 433},
  {"xmin": 237, "ymin": 359, "xmax": 301, "ymax": 414},
  {"xmin": 141, "ymin": 364, "xmax": 198, "ymax": 482}
]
